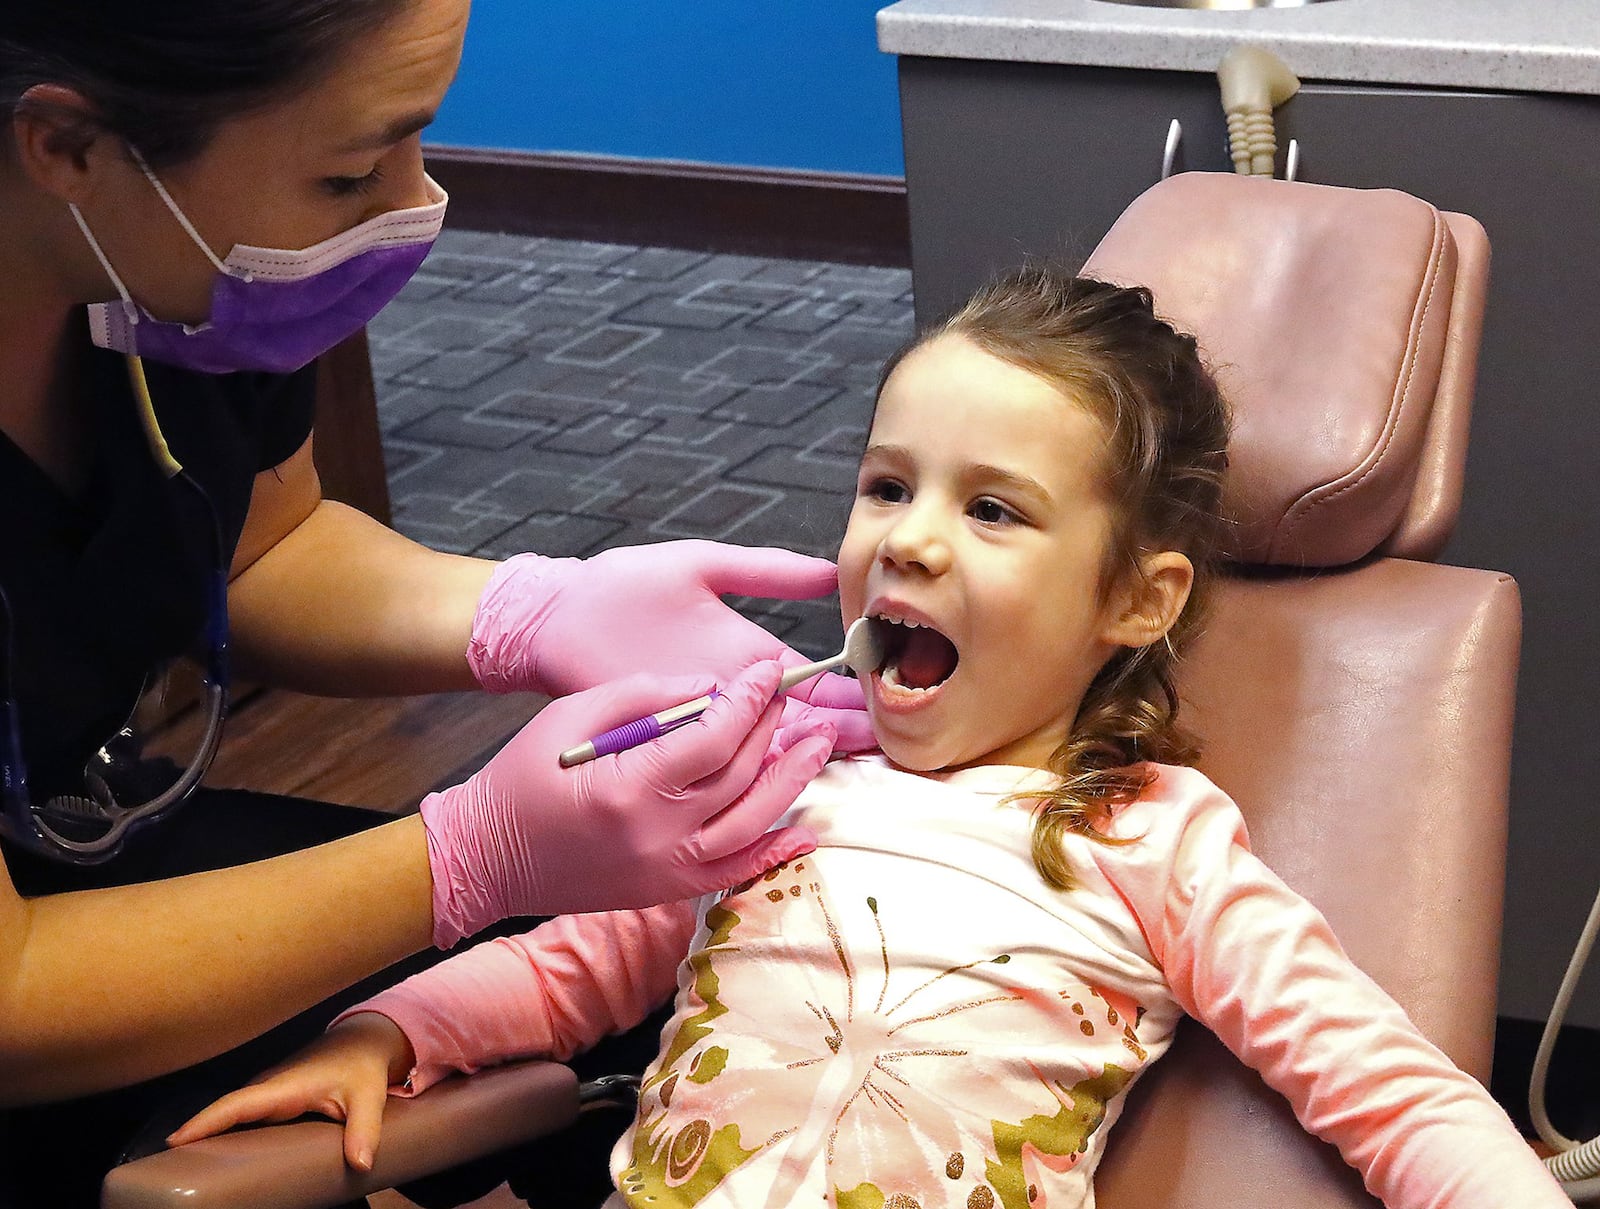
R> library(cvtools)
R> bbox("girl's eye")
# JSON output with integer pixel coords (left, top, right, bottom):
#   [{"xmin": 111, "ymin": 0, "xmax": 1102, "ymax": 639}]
[
  {"xmin": 322, "ymin": 165, "xmax": 386, "ymax": 198},
  {"xmin": 863, "ymin": 478, "xmax": 909, "ymax": 504},
  {"xmin": 969, "ymin": 497, "xmax": 1019, "ymax": 525}
]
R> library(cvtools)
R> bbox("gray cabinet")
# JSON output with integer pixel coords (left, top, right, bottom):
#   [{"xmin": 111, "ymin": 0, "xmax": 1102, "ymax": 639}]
[{"xmin": 900, "ymin": 56, "xmax": 1600, "ymax": 1027}]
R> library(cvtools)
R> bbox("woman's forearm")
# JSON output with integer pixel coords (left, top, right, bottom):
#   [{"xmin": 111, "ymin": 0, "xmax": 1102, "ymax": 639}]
[
  {"xmin": 228, "ymin": 499, "xmax": 497, "ymax": 696},
  {"xmin": 0, "ymin": 814, "xmax": 434, "ymax": 1104}
]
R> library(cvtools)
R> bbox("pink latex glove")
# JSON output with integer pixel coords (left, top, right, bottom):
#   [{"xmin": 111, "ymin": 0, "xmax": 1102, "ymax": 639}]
[
  {"xmin": 422, "ymin": 660, "xmax": 831, "ymax": 948},
  {"xmin": 466, "ymin": 541, "xmax": 875, "ymax": 752}
]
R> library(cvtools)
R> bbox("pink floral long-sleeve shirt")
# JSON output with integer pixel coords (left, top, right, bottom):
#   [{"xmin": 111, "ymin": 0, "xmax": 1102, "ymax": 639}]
[{"xmin": 352, "ymin": 757, "xmax": 1567, "ymax": 1209}]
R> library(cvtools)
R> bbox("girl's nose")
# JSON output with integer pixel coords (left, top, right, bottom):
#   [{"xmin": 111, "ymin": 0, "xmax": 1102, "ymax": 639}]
[{"xmin": 879, "ymin": 507, "xmax": 952, "ymax": 576}]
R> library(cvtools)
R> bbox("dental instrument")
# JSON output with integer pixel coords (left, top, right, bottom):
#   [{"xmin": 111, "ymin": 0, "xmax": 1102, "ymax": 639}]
[{"xmin": 558, "ymin": 617, "xmax": 884, "ymax": 768}]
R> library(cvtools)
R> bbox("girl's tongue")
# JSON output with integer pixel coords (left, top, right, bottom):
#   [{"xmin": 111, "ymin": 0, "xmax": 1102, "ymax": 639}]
[{"xmin": 888, "ymin": 626, "xmax": 960, "ymax": 690}]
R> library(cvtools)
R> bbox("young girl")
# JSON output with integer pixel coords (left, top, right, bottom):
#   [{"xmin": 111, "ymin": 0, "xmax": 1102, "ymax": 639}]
[{"xmin": 172, "ymin": 269, "xmax": 1569, "ymax": 1208}]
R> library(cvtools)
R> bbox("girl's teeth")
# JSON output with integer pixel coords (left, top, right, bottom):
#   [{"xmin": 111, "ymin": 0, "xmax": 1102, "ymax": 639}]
[
  {"xmin": 881, "ymin": 665, "xmax": 931, "ymax": 694},
  {"xmin": 873, "ymin": 613, "xmax": 922, "ymax": 630}
]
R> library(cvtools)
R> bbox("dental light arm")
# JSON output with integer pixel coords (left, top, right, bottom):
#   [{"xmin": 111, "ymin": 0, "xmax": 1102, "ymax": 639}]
[{"xmin": 1218, "ymin": 45, "xmax": 1301, "ymax": 178}]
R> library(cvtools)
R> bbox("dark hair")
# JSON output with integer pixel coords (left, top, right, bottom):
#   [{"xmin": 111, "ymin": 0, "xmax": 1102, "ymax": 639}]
[
  {"xmin": 2, "ymin": 1, "xmax": 412, "ymax": 168},
  {"xmin": 882, "ymin": 267, "xmax": 1232, "ymax": 889}
]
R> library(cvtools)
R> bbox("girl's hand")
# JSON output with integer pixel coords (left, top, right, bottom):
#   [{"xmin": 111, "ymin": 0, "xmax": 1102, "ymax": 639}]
[
  {"xmin": 465, "ymin": 542, "xmax": 876, "ymax": 751},
  {"xmin": 166, "ymin": 1013, "xmax": 413, "ymax": 1173}
]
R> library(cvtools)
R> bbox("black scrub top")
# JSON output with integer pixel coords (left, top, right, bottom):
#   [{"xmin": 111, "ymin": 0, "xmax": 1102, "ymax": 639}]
[{"xmin": 0, "ymin": 331, "xmax": 315, "ymax": 831}]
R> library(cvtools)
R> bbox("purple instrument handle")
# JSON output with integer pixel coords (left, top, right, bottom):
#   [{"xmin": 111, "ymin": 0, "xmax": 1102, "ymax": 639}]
[
  {"xmin": 559, "ymin": 689, "xmax": 725, "ymax": 767},
  {"xmin": 588, "ymin": 715, "xmax": 666, "ymax": 760}
]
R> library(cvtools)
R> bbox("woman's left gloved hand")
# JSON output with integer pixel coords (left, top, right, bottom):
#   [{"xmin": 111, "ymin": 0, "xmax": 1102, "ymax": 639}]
[{"xmin": 467, "ymin": 541, "xmax": 875, "ymax": 752}]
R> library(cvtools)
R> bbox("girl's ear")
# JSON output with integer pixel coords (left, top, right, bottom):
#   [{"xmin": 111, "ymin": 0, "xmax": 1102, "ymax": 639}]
[{"xmin": 1104, "ymin": 551, "xmax": 1194, "ymax": 649}]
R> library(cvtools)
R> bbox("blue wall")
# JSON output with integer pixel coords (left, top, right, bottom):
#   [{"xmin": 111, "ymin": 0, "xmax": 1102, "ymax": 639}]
[{"xmin": 430, "ymin": 2, "xmax": 905, "ymax": 177}]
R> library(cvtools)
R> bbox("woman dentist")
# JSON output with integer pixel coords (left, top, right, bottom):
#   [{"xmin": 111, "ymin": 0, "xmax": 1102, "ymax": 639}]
[{"xmin": 0, "ymin": 2, "xmax": 866, "ymax": 1203}]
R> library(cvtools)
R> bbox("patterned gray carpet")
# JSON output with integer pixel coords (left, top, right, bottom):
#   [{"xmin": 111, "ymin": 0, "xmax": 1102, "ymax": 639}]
[{"xmin": 368, "ymin": 231, "xmax": 915, "ymax": 658}]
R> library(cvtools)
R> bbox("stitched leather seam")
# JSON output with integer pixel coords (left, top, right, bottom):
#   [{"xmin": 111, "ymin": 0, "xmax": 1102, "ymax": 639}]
[{"xmin": 1273, "ymin": 206, "xmax": 1446, "ymax": 563}]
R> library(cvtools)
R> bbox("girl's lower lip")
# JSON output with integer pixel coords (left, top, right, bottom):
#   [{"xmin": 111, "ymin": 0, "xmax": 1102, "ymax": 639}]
[{"xmin": 870, "ymin": 669, "xmax": 949, "ymax": 715}]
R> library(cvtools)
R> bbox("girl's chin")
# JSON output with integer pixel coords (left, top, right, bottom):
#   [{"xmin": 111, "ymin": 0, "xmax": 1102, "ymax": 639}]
[
  {"xmin": 881, "ymin": 748, "xmax": 951, "ymax": 774},
  {"xmin": 870, "ymin": 719, "xmax": 1062, "ymax": 774},
  {"xmin": 869, "ymin": 726, "xmax": 967, "ymax": 774}
]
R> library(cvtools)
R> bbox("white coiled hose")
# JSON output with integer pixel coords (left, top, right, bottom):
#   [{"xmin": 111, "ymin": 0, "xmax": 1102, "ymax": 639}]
[{"xmin": 1530, "ymin": 878, "xmax": 1600, "ymax": 1202}]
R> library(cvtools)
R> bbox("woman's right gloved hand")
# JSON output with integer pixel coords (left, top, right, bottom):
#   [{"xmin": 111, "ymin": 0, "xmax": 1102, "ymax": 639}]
[{"xmin": 421, "ymin": 660, "xmax": 832, "ymax": 948}]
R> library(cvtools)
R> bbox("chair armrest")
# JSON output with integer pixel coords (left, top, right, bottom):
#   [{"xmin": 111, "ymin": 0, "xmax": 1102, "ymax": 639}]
[{"xmin": 100, "ymin": 1060, "xmax": 581, "ymax": 1209}]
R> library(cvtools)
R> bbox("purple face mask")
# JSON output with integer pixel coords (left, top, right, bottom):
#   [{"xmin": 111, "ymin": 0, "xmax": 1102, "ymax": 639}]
[{"xmin": 71, "ymin": 150, "xmax": 447, "ymax": 375}]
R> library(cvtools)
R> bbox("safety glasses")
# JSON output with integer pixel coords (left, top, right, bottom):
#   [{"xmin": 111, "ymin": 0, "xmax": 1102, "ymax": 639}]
[{"xmin": 0, "ymin": 357, "xmax": 231, "ymax": 864}]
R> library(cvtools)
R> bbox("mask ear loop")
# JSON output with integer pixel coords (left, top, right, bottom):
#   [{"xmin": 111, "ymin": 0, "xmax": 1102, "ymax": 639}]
[
  {"xmin": 68, "ymin": 202, "xmax": 140, "ymax": 330},
  {"xmin": 71, "ymin": 145, "xmax": 241, "ymax": 335},
  {"xmin": 125, "ymin": 146, "xmax": 244, "ymax": 337},
  {"xmin": 125, "ymin": 146, "xmax": 235, "ymax": 280}
]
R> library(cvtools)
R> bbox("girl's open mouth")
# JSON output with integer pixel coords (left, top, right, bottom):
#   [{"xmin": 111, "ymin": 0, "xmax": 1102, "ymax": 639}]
[{"xmin": 868, "ymin": 614, "xmax": 960, "ymax": 703}]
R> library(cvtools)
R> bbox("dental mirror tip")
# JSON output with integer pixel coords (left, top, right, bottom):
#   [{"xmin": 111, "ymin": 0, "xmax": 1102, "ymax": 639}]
[
  {"xmin": 776, "ymin": 617, "xmax": 885, "ymax": 692},
  {"xmin": 841, "ymin": 616, "xmax": 885, "ymax": 680}
]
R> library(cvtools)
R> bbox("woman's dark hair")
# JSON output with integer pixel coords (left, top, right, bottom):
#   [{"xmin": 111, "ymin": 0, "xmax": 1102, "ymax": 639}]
[
  {"xmin": 2, "ymin": 1, "xmax": 413, "ymax": 168},
  {"xmin": 879, "ymin": 266, "xmax": 1232, "ymax": 890}
]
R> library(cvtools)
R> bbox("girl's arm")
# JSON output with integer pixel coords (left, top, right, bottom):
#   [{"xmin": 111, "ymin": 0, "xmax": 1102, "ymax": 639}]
[
  {"xmin": 0, "ymin": 815, "xmax": 434, "ymax": 1104},
  {"xmin": 169, "ymin": 902, "xmax": 697, "ymax": 1168},
  {"xmin": 1106, "ymin": 771, "xmax": 1568, "ymax": 1209},
  {"xmin": 227, "ymin": 439, "xmax": 496, "ymax": 696},
  {"xmin": 348, "ymin": 900, "xmax": 698, "ymax": 1095}
]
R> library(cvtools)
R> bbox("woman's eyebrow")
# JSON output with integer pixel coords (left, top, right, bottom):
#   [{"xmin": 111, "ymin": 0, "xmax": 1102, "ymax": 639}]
[{"xmin": 337, "ymin": 110, "xmax": 436, "ymax": 153}]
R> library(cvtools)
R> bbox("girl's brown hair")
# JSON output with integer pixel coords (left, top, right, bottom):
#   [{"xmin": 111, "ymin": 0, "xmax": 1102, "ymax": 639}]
[{"xmin": 885, "ymin": 267, "xmax": 1231, "ymax": 889}]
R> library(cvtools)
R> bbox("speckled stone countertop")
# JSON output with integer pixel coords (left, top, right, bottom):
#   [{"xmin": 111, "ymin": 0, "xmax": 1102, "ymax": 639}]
[{"xmin": 877, "ymin": 1, "xmax": 1600, "ymax": 97}]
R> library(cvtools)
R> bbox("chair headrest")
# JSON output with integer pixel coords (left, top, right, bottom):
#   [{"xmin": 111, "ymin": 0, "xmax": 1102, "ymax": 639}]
[{"xmin": 1082, "ymin": 173, "xmax": 1488, "ymax": 568}]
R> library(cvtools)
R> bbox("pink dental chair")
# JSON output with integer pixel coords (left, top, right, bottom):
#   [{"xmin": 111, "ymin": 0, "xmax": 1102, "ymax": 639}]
[{"xmin": 101, "ymin": 171, "xmax": 1515, "ymax": 1209}]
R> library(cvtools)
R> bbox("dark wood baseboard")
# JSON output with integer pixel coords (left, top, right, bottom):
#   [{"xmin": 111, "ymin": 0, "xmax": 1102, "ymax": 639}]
[{"xmin": 423, "ymin": 145, "xmax": 910, "ymax": 268}]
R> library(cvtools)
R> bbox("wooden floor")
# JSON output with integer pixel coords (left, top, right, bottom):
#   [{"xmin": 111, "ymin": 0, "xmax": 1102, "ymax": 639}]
[{"xmin": 200, "ymin": 684, "xmax": 550, "ymax": 815}]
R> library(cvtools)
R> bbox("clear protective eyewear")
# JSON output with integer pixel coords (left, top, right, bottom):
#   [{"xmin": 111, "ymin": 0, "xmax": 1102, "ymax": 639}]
[{"xmin": 0, "ymin": 357, "xmax": 230, "ymax": 864}]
